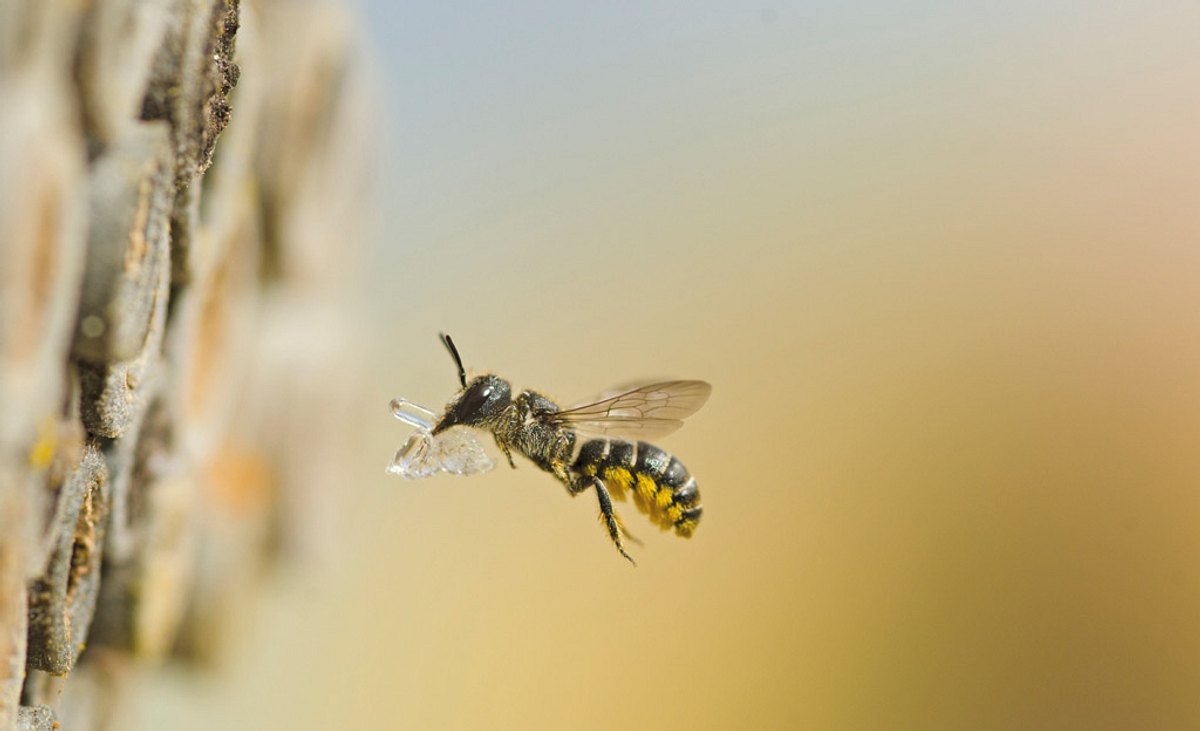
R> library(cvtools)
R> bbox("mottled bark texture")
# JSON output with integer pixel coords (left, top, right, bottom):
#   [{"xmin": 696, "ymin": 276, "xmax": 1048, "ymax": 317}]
[{"xmin": 1, "ymin": 0, "xmax": 371, "ymax": 727}]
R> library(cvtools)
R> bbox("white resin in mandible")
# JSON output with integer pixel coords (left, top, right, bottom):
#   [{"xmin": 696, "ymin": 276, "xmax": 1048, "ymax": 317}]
[
  {"xmin": 389, "ymin": 398, "xmax": 436, "ymax": 430},
  {"xmin": 387, "ymin": 430, "xmax": 441, "ymax": 479},
  {"xmin": 386, "ymin": 397, "xmax": 495, "ymax": 479},
  {"xmin": 431, "ymin": 427, "xmax": 495, "ymax": 475}
]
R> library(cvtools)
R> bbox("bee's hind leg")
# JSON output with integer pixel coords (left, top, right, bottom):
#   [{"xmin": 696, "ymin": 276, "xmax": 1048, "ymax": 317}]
[
  {"xmin": 571, "ymin": 476, "xmax": 636, "ymax": 566},
  {"xmin": 613, "ymin": 514, "xmax": 642, "ymax": 546}
]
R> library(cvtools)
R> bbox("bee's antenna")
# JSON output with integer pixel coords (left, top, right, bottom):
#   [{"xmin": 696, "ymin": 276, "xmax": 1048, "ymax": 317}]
[{"xmin": 439, "ymin": 332, "xmax": 467, "ymax": 388}]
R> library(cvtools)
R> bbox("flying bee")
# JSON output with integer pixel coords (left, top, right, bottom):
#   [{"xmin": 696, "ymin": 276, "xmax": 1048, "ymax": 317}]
[{"xmin": 394, "ymin": 333, "xmax": 710, "ymax": 565}]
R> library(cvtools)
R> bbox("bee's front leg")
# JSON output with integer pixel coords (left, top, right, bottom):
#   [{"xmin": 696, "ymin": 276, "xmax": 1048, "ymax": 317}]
[{"xmin": 494, "ymin": 436, "xmax": 517, "ymax": 469}]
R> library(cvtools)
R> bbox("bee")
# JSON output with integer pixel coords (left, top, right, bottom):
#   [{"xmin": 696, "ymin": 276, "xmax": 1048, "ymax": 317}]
[{"xmin": 427, "ymin": 333, "xmax": 710, "ymax": 565}]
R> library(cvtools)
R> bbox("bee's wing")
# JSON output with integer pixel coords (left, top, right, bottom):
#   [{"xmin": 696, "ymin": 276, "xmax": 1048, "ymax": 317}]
[
  {"xmin": 569, "ymin": 378, "xmax": 670, "ymax": 407},
  {"xmin": 548, "ymin": 380, "xmax": 711, "ymax": 440}
]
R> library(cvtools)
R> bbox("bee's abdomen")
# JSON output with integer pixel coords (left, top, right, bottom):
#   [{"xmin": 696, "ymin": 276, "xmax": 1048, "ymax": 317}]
[{"xmin": 572, "ymin": 439, "xmax": 702, "ymax": 537}]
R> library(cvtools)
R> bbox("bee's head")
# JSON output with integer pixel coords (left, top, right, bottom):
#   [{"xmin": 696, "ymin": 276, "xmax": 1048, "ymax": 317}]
[
  {"xmin": 433, "ymin": 374, "xmax": 512, "ymax": 434},
  {"xmin": 431, "ymin": 333, "xmax": 511, "ymax": 434}
]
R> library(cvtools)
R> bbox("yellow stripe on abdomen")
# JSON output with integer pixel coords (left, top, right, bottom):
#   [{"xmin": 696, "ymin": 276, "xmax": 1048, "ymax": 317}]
[
  {"xmin": 602, "ymin": 467, "xmax": 633, "ymax": 500},
  {"xmin": 574, "ymin": 439, "xmax": 702, "ymax": 538}
]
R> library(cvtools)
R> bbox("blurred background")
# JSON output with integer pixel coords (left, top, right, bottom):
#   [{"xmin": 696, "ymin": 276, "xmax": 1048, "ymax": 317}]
[{"xmin": 105, "ymin": 0, "xmax": 1199, "ymax": 728}]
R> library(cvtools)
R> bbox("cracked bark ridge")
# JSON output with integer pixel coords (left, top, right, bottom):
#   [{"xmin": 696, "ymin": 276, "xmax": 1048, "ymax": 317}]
[
  {"xmin": 25, "ymin": 445, "xmax": 110, "ymax": 676},
  {"xmin": 141, "ymin": 0, "xmax": 239, "ymax": 189},
  {"xmin": 72, "ymin": 122, "xmax": 175, "ymax": 365},
  {"xmin": 140, "ymin": 0, "xmax": 240, "ymax": 284}
]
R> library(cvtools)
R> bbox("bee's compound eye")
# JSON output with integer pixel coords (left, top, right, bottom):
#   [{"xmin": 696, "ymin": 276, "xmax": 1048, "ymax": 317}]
[{"xmin": 454, "ymin": 379, "xmax": 496, "ymax": 421}]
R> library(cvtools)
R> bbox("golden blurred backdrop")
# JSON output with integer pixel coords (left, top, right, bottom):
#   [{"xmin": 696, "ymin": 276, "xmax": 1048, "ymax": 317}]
[{"xmin": 139, "ymin": 2, "xmax": 1200, "ymax": 729}]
